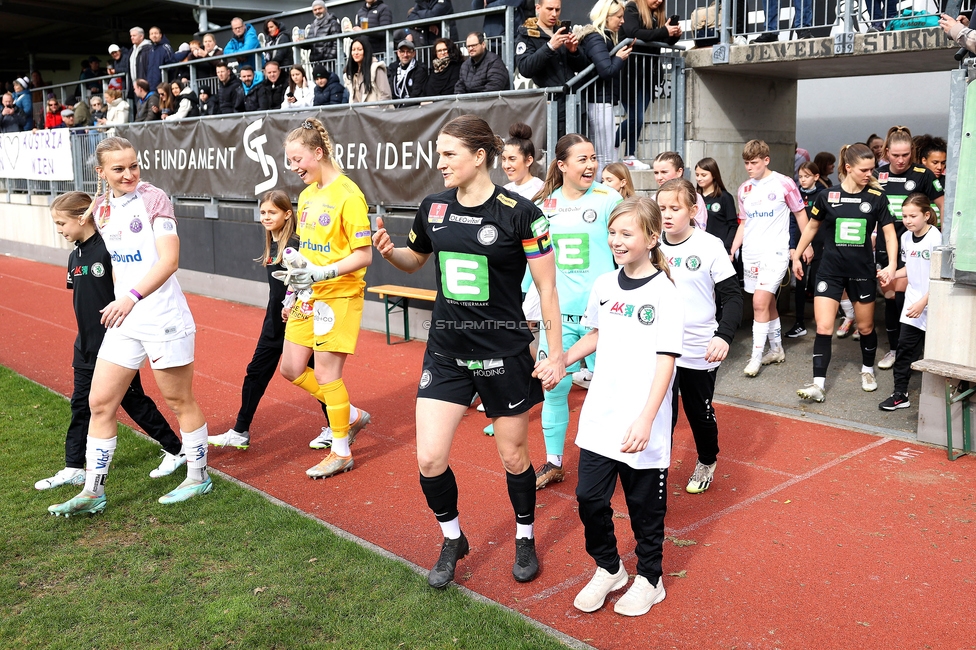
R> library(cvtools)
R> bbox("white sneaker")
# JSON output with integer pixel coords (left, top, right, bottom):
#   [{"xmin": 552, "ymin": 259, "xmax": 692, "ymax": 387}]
[
  {"xmin": 734, "ymin": 35, "xmax": 748, "ymax": 45},
  {"xmin": 35, "ymin": 467, "xmax": 85, "ymax": 491},
  {"xmin": 150, "ymin": 450, "xmax": 187, "ymax": 478},
  {"xmin": 852, "ymin": 330, "xmax": 860, "ymax": 341},
  {"xmin": 623, "ymin": 156, "xmax": 651, "ymax": 171},
  {"xmin": 761, "ymin": 348, "xmax": 785, "ymax": 365},
  {"xmin": 572, "ymin": 368, "xmax": 593, "ymax": 389},
  {"xmin": 309, "ymin": 426, "xmax": 333, "ymax": 449},
  {"xmin": 797, "ymin": 383, "xmax": 826, "ymax": 402},
  {"xmin": 613, "ymin": 575, "xmax": 666, "ymax": 617},
  {"xmin": 861, "ymin": 372, "xmax": 878, "ymax": 392},
  {"xmin": 836, "ymin": 317, "xmax": 854, "ymax": 338},
  {"xmin": 878, "ymin": 350, "xmax": 896, "ymax": 370},
  {"xmin": 686, "ymin": 461, "xmax": 716, "ymax": 494},
  {"xmin": 207, "ymin": 429, "xmax": 250, "ymax": 449},
  {"xmin": 574, "ymin": 561, "xmax": 629, "ymax": 612},
  {"xmin": 476, "ymin": 402, "xmax": 485, "ymax": 412},
  {"xmin": 743, "ymin": 357, "xmax": 762, "ymax": 377}
]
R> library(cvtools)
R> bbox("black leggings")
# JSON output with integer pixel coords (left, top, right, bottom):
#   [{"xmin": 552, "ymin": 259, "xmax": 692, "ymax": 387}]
[{"xmin": 670, "ymin": 366, "xmax": 719, "ymax": 465}]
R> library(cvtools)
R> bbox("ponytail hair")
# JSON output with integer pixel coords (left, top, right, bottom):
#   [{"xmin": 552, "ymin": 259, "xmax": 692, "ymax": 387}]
[
  {"xmin": 608, "ymin": 196, "xmax": 671, "ymax": 282},
  {"xmin": 883, "ymin": 125, "xmax": 915, "ymax": 161},
  {"xmin": 285, "ymin": 117, "xmax": 340, "ymax": 171},
  {"xmin": 654, "ymin": 150, "xmax": 685, "ymax": 173},
  {"xmin": 915, "ymin": 134, "xmax": 946, "ymax": 163},
  {"xmin": 603, "ymin": 162, "xmax": 634, "ymax": 199},
  {"xmin": 533, "ymin": 132, "xmax": 590, "ymax": 203},
  {"xmin": 440, "ymin": 114, "xmax": 504, "ymax": 168},
  {"xmin": 52, "ymin": 191, "xmax": 93, "ymax": 221},
  {"xmin": 903, "ymin": 192, "xmax": 938, "ymax": 226},
  {"xmin": 838, "ymin": 143, "xmax": 881, "ymax": 190},
  {"xmin": 255, "ymin": 190, "xmax": 296, "ymax": 265}
]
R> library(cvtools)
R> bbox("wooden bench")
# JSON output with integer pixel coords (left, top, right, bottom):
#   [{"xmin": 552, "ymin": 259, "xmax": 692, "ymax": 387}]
[
  {"xmin": 911, "ymin": 359, "xmax": 976, "ymax": 460},
  {"xmin": 367, "ymin": 285, "xmax": 437, "ymax": 345}
]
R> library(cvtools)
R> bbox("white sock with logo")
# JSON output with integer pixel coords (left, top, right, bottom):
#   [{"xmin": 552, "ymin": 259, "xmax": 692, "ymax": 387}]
[
  {"xmin": 768, "ymin": 318, "xmax": 783, "ymax": 352},
  {"xmin": 752, "ymin": 321, "xmax": 768, "ymax": 361},
  {"xmin": 84, "ymin": 435, "xmax": 117, "ymax": 497},
  {"xmin": 547, "ymin": 454, "xmax": 562, "ymax": 467},
  {"xmin": 182, "ymin": 424, "xmax": 209, "ymax": 482},
  {"xmin": 841, "ymin": 299, "xmax": 854, "ymax": 320}
]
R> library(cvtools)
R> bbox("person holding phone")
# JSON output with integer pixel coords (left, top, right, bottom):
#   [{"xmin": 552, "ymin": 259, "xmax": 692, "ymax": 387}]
[{"xmin": 515, "ymin": 0, "xmax": 588, "ymax": 137}]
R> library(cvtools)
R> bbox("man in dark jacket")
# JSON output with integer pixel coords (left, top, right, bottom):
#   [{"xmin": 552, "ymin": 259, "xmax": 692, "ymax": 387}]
[
  {"xmin": 388, "ymin": 40, "xmax": 428, "ymax": 105},
  {"xmin": 354, "ymin": 0, "xmax": 394, "ymax": 54},
  {"xmin": 214, "ymin": 62, "xmax": 245, "ymax": 114},
  {"xmin": 409, "ymin": 0, "xmax": 458, "ymax": 43},
  {"xmin": 261, "ymin": 61, "xmax": 288, "ymax": 109},
  {"xmin": 303, "ymin": 0, "xmax": 342, "ymax": 63},
  {"xmin": 133, "ymin": 80, "xmax": 160, "ymax": 122},
  {"xmin": 312, "ymin": 64, "xmax": 348, "ymax": 105},
  {"xmin": 145, "ymin": 27, "xmax": 174, "ymax": 90},
  {"xmin": 515, "ymin": 0, "xmax": 586, "ymax": 135},
  {"xmin": 239, "ymin": 65, "xmax": 270, "ymax": 112},
  {"xmin": 455, "ymin": 32, "xmax": 510, "ymax": 94},
  {"xmin": 0, "ymin": 93, "xmax": 27, "ymax": 133}
]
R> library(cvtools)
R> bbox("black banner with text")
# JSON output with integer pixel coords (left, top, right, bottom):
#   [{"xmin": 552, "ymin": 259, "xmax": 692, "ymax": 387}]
[{"xmin": 118, "ymin": 93, "xmax": 547, "ymax": 206}]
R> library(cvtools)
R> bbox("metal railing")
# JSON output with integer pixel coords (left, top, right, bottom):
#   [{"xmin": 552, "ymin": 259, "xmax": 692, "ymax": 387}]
[{"xmin": 23, "ymin": 72, "xmax": 127, "ymax": 130}]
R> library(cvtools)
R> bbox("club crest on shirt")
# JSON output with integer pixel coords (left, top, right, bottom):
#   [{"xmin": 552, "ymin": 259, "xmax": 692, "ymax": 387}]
[
  {"xmin": 582, "ymin": 209, "xmax": 597, "ymax": 223},
  {"xmin": 710, "ymin": 202, "xmax": 721, "ymax": 212},
  {"xmin": 767, "ymin": 193, "xmax": 776, "ymax": 201},
  {"xmin": 162, "ymin": 220, "xmax": 174, "ymax": 231},
  {"xmin": 685, "ymin": 255, "xmax": 702, "ymax": 271},
  {"xmin": 419, "ymin": 369, "xmax": 432, "ymax": 389},
  {"xmin": 637, "ymin": 304, "xmax": 656, "ymax": 325},
  {"xmin": 904, "ymin": 180, "xmax": 916, "ymax": 191},
  {"xmin": 859, "ymin": 202, "xmax": 871, "ymax": 213},
  {"xmin": 428, "ymin": 202, "xmax": 448, "ymax": 223},
  {"xmin": 743, "ymin": 184, "xmax": 752, "ymax": 194},
  {"xmin": 91, "ymin": 262, "xmax": 105, "ymax": 277},
  {"xmin": 318, "ymin": 213, "xmax": 331, "ymax": 226},
  {"xmin": 478, "ymin": 225, "xmax": 498, "ymax": 246},
  {"xmin": 130, "ymin": 218, "xmax": 143, "ymax": 233}
]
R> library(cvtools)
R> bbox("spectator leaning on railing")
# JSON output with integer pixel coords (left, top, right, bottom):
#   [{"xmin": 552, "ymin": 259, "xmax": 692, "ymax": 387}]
[
  {"xmin": 226, "ymin": 18, "xmax": 261, "ymax": 69},
  {"xmin": 56, "ymin": 109, "xmax": 76, "ymax": 129},
  {"xmin": 188, "ymin": 34, "xmax": 223, "ymax": 79},
  {"xmin": 145, "ymin": 27, "xmax": 175, "ymax": 90},
  {"xmin": 101, "ymin": 88, "xmax": 129, "ymax": 134},
  {"xmin": 478, "ymin": 0, "xmax": 525, "ymax": 38},
  {"xmin": 263, "ymin": 19, "xmax": 294, "ymax": 69},
  {"xmin": 303, "ymin": 0, "xmax": 342, "ymax": 63},
  {"xmin": 169, "ymin": 80, "xmax": 201, "ymax": 119},
  {"xmin": 940, "ymin": 13, "xmax": 975, "ymax": 54},
  {"xmin": 44, "ymin": 97, "xmax": 63, "ymax": 129},
  {"xmin": 455, "ymin": 31, "xmax": 510, "ymax": 94},
  {"xmin": 408, "ymin": 0, "xmax": 459, "ymax": 44}
]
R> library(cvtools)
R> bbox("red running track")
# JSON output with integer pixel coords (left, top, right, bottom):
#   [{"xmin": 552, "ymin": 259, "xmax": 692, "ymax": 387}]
[{"xmin": 3, "ymin": 254, "xmax": 975, "ymax": 648}]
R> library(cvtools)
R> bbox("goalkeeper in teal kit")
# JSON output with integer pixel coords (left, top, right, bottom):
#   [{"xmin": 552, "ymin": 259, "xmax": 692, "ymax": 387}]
[{"xmin": 531, "ymin": 134, "xmax": 622, "ymax": 489}]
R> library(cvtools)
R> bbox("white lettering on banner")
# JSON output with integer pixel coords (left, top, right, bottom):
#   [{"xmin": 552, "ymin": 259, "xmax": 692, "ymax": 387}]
[
  {"xmin": 0, "ymin": 130, "xmax": 73, "ymax": 181},
  {"xmin": 142, "ymin": 147, "xmax": 237, "ymax": 171},
  {"xmin": 243, "ymin": 119, "xmax": 278, "ymax": 195}
]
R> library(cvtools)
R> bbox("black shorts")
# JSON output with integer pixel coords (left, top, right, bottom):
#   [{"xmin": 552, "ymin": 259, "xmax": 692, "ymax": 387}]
[
  {"xmin": 418, "ymin": 347, "xmax": 544, "ymax": 419},
  {"xmin": 814, "ymin": 274, "xmax": 876, "ymax": 303}
]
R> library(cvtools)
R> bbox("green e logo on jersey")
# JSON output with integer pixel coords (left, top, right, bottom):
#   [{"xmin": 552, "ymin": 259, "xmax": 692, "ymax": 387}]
[
  {"xmin": 439, "ymin": 251, "xmax": 489, "ymax": 301},
  {"xmin": 552, "ymin": 233, "xmax": 590, "ymax": 270},
  {"xmin": 836, "ymin": 218, "xmax": 867, "ymax": 245}
]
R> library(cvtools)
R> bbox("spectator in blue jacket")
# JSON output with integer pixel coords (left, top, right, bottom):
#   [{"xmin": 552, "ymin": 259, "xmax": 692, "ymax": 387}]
[
  {"xmin": 145, "ymin": 27, "xmax": 174, "ymax": 90},
  {"xmin": 226, "ymin": 17, "xmax": 261, "ymax": 69},
  {"xmin": 11, "ymin": 77, "xmax": 32, "ymax": 130},
  {"xmin": 312, "ymin": 64, "xmax": 349, "ymax": 105},
  {"xmin": 1, "ymin": 92, "xmax": 27, "ymax": 133}
]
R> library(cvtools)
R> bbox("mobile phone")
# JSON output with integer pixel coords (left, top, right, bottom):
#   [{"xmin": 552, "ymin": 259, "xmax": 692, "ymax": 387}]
[
  {"xmin": 287, "ymin": 91, "xmax": 294, "ymax": 98},
  {"xmin": 668, "ymin": 14, "xmax": 680, "ymax": 25},
  {"xmin": 559, "ymin": 20, "xmax": 572, "ymax": 32}
]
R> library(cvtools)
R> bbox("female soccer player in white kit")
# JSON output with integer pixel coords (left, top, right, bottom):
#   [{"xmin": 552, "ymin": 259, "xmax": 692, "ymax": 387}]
[{"xmin": 49, "ymin": 136, "xmax": 211, "ymax": 516}]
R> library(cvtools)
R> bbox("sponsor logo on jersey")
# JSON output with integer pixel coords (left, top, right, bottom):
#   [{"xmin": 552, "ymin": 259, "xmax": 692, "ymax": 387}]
[
  {"xmin": 428, "ymin": 202, "xmax": 448, "ymax": 223},
  {"xmin": 835, "ymin": 218, "xmax": 867, "ymax": 245},
  {"xmin": 582, "ymin": 209, "xmax": 597, "ymax": 223},
  {"xmin": 750, "ymin": 209, "xmax": 775, "ymax": 218},
  {"xmin": 530, "ymin": 216, "xmax": 550, "ymax": 237},
  {"xmin": 477, "ymin": 225, "xmax": 498, "ymax": 246},
  {"xmin": 91, "ymin": 262, "xmax": 105, "ymax": 277},
  {"xmin": 828, "ymin": 191, "xmax": 841, "ymax": 202},
  {"xmin": 439, "ymin": 251, "xmax": 489, "ymax": 302},
  {"xmin": 72, "ymin": 265, "xmax": 86, "ymax": 277},
  {"xmin": 419, "ymin": 369, "xmax": 432, "ymax": 389},
  {"xmin": 496, "ymin": 194, "xmax": 517, "ymax": 208},
  {"xmin": 318, "ymin": 213, "xmax": 331, "ymax": 226},
  {"xmin": 904, "ymin": 180, "xmax": 916, "ymax": 191},
  {"xmin": 108, "ymin": 232, "xmax": 122, "ymax": 241},
  {"xmin": 859, "ymin": 202, "xmax": 872, "ymax": 213},
  {"xmin": 878, "ymin": 172, "xmax": 889, "ymax": 182},
  {"xmin": 906, "ymin": 249, "xmax": 932, "ymax": 260},
  {"xmin": 552, "ymin": 234, "xmax": 589, "ymax": 271},
  {"xmin": 841, "ymin": 197, "xmax": 861, "ymax": 203},
  {"xmin": 743, "ymin": 184, "xmax": 752, "ymax": 194},
  {"xmin": 933, "ymin": 179, "xmax": 943, "ymax": 192},
  {"xmin": 811, "ymin": 206, "xmax": 820, "ymax": 216},
  {"xmin": 301, "ymin": 240, "xmax": 332, "ymax": 253},
  {"xmin": 354, "ymin": 229, "xmax": 371, "ymax": 238},
  {"xmin": 543, "ymin": 198, "xmax": 557, "ymax": 210},
  {"xmin": 609, "ymin": 302, "xmax": 635, "ymax": 317},
  {"xmin": 408, "ymin": 230, "xmax": 417, "ymax": 242},
  {"xmin": 867, "ymin": 188, "xmax": 882, "ymax": 196},
  {"xmin": 111, "ymin": 250, "xmax": 143, "ymax": 263},
  {"xmin": 685, "ymin": 255, "xmax": 702, "ymax": 271},
  {"xmin": 637, "ymin": 304, "xmax": 656, "ymax": 325},
  {"xmin": 450, "ymin": 215, "xmax": 483, "ymax": 225},
  {"xmin": 130, "ymin": 218, "xmax": 143, "ymax": 233}
]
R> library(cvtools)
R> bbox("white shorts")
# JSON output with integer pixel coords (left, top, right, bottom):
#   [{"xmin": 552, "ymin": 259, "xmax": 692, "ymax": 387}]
[
  {"xmin": 98, "ymin": 329, "xmax": 195, "ymax": 370},
  {"xmin": 743, "ymin": 250, "xmax": 789, "ymax": 295}
]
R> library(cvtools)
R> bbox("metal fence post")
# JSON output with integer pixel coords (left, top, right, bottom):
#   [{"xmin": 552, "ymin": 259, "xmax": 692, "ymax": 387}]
[
  {"xmin": 672, "ymin": 56, "xmax": 685, "ymax": 160},
  {"xmin": 504, "ymin": 6, "xmax": 515, "ymax": 87},
  {"xmin": 721, "ymin": 0, "xmax": 731, "ymax": 44},
  {"xmin": 546, "ymin": 93, "xmax": 558, "ymax": 162}
]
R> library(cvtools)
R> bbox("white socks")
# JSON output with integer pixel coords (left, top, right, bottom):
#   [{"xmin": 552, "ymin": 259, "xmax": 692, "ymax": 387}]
[
  {"xmin": 332, "ymin": 435, "xmax": 351, "ymax": 457},
  {"xmin": 841, "ymin": 299, "xmax": 854, "ymax": 319},
  {"xmin": 861, "ymin": 365, "xmax": 874, "ymax": 375},
  {"xmin": 182, "ymin": 424, "xmax": 209, "ymax": 482},
  {"xmin": 84, "ymin": 435, "xmax": 117, "ymax": 497},
  {"xmin": 752, "ymin": 321, "xmax": 768, "ymax": 361},
  {"xmin": 516, "ymin": 523, "xmax": 534, "ymax": 540},
  {"xmin": 767, "ymin": 318, "xmax": 783, "ymax": 352},
  {"xmin": 439, "ymin": 516, "xmax": 462, "ymax": 540},
  {"xmin": 813, "ymin": 377, "xmax": 826, "ymax": 389},
  {"xmin": 349, "ymin": 405, "xmax": 359, "ymax": 423},
  {"xmin": 546, "ymin": 454, "xmax": 562, "ymax": 467}
]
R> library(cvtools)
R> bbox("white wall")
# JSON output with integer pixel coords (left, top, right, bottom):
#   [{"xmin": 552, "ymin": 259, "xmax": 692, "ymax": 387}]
[{"xmin": 796, "ymin": 71, "xmax": 951, "ymax": 183}]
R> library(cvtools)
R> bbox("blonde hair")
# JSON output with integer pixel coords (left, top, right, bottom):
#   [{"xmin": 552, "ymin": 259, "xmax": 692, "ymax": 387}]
[
  {"xmin": 603, "ymin": 162, "xmax": 634, "ymax": 199},
  {"xmin": 284, "ymin": 117, "xmax": 340, "ymax": 170},
  {"xmin": 590, "ymin": 0, "xmax": 626, "ymax": 32},
  {"xmin": 884, "ymin": 125, "xmax": 915, "ymax": 161},
  {"xmin": 85, "ymin": 136, "xmax": 137, "ymax": 221},
  {"xmin": 657, "ymin": 178, "xmax": 697, "ymax": 209},
  {"xmin": 608, "ymin": 196, "xmax": 671, "ymax": 281},
  {"xmin": 51, "ymin": 192, "xmax": 93, "ymax": 221},
  {"xmin": 256, "ymin": 190, "xmax": 296, "ymax": 265},
  {"xmin": 742, "ymin": 139, "xmax": 770, "ymax": 161}
]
